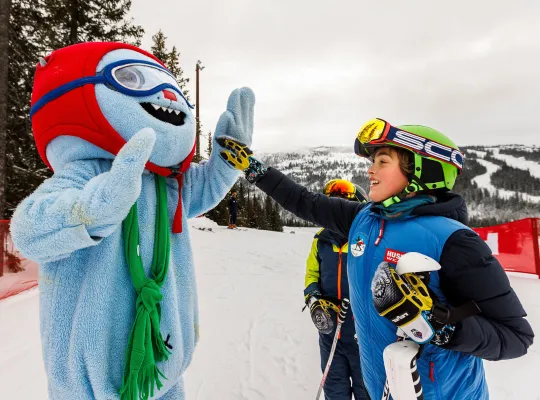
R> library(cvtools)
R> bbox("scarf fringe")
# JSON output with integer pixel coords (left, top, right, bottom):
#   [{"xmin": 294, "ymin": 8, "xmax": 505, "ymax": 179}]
[
  {"xmin": 154, "ymin": 338, "xmax": 171, "ymax": 362},
  {"xmin": 120, "ymin": 364, "xmax": 167, "ymax": 400}
]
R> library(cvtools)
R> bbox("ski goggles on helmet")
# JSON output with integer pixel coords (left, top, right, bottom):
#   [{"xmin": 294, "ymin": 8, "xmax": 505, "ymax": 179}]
[
  {"xmin": 323, "ymin": 179, "xmax": 359, "ymax": 200},
  {"xmin": 30, "ymin": 59, "xmax": 193, "ymax": 117},
  {"xmin": 354, "ymin": 118, "xmax": 463, "ymax": 171}
]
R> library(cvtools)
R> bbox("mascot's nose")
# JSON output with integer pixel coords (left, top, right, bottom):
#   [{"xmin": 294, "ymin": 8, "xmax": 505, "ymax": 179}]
[{"xmin": 162, "ymin": 90, "xmax": 177, "ymax": 101}]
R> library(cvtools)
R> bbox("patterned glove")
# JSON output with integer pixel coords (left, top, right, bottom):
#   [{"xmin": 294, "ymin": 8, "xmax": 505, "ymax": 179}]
[
  {"xmin": 305, "ymin": 292, "xmax": 340, "ymax": 335},
  {"xmin": 217, "ymin": 138, "xmax": 268, "ymax": 183},
  {"xmin": 427, "ymin": 305, "xmax": 456, "ymax": 346},
  {"xmin": 371, "ymin": 262, "xmax": 455, "ymax": 346}
]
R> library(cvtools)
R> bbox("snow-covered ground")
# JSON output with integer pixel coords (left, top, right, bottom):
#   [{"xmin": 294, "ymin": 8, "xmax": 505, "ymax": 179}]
[{"xmin": 0, "ymin": 218, "xmax": 538, "ymax": 399}]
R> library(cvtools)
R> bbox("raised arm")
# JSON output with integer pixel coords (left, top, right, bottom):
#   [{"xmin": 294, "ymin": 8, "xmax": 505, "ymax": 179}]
[
  {"xmin": 182, "ymin": 147, "xmax": 240, "ymax": 219},
  {"xmin": 10, "ymin": 129, "xmax": 155, "ymax": 264},
  {"xmin": 182, "ymin": 88, "xmax": 254, "ymax": 218},
  {"xmin": 255, "ymin": 168, "xmax": 363, "ymax": 237}
]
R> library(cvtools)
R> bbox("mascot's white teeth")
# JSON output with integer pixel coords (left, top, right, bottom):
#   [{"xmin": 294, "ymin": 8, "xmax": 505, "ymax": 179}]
[
  {"xmin": 150, "ymin": 103, "xmax": 180, "ymax": 115},
  {"xmin": 141, "ymin": 102, "xmax": 186, "ymax": 126}
]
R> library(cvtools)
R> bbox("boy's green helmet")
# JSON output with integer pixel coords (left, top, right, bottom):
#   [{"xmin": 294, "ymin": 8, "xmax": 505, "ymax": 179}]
[{"xmin": 354, "ymin": 118, "xmax": 463, "ymax": 206}]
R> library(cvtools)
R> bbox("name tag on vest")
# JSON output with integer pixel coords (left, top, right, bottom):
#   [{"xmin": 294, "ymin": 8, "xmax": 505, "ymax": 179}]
[{"xmin": 384, "ymin": 249, "xmax": 405, "ymax": 264}]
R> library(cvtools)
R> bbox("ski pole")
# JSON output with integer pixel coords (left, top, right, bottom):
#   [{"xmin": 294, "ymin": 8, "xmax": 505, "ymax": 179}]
[{"xmin": 315, "ymin": 298, "xmax": 350, "ymax": 400}]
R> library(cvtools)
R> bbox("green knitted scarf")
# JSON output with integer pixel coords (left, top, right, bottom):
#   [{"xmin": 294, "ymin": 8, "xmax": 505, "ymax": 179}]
[{"xmin": 120, "ymin": 175, "xmax": 172, "ymax": 400}]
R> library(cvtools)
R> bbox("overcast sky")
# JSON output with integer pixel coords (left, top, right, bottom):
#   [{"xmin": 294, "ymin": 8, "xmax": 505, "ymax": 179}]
[{"xmin": 129, "ymin": 0, "xmax": 540, "ymax": 152}]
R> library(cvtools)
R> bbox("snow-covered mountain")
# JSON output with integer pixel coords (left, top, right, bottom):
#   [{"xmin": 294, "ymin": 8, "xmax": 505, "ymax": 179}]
[{"xmin": 259, "ymin": 144, "xmax": 540, "ymax": 227}]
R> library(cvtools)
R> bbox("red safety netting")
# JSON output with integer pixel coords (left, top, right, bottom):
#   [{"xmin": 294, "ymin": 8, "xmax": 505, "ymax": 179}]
[
  {"xmin": 0, "ymin": 220, "xmax": 39, "ymax": 300},
  {"xmin": 473, "ymin": 218, "xmax": 540, "ymax": 276}
]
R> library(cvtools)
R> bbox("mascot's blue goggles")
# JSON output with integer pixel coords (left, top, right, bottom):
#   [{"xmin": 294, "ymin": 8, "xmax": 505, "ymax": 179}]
[{"xmin": 30, "ymin": 59, "xmax": 194, "ymax": 117}]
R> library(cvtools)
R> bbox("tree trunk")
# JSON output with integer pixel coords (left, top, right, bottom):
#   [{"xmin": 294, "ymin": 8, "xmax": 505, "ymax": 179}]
[
  {"xmin": 0, "ymin": 0, "xmax": 12, "ymax": 276},
  {"xmin": 69, "ymin": 0, "xmax": 79, "ymax": 44}
]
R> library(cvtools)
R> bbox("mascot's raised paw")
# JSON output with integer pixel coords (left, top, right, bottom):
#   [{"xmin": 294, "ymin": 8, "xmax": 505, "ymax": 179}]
[
  {"xmin": 72, "ymin": 127, "xmax": 156, "ymax": 232},
  {"xmin": 214, "ymin": 87, "xmax": 255, "ymax": 149}
]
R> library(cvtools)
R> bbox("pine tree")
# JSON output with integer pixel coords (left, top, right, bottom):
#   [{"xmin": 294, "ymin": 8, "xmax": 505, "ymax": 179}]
[
  {"xmin": 251, "ymin": 195, "xmax": 263, "ymax": 229},
  {"xmin": 5, "ymin": 0, "xmax": 51, "ymax": 217},
  {"xmin": 269, "ymin": 201, "xmax": 283, "ymax": 232},
  {"xmin": 0, "ymin": 0, "xmax": 11, "ymax": 220},
  {"xmin": 235, "ymin": 181, "xmax": 245, "ymax": 226},
  {"xmin": 150, "ymin": 32, "xmax": 190, "ymax": 102},
  {"xmin": 167, "ymin": 45, "xmax": 190, "ymax": 101},
  {"xmin": 261, "ymin": 195, "xmax": 273, "ymax": 231},
  {"xmin": 0, "ymin": 0, "xmax": 11, "ymax": 276},
  {"xmin": 205, "ymin": 195, "xmax": 228, "ymax": 226},
  {"xmin": 245, "ymin": 194, "xmax": 257, "ymax": 229},
  {"xmin": 3, "ymin": 0, "xmax": 143, "ymax": 217},
  {"xmin": 150, "ymin": 30, "xmax": 168, "ymax": 62},
  {"xmin": 44, "ymin": 0, "xmax": 144, "ymax": 49}
]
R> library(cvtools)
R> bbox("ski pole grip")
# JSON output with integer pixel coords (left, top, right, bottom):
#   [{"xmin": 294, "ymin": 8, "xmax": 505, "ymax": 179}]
[{"xmin": 338, "ymin": 298, "xmax": 350, "ymax": 323}]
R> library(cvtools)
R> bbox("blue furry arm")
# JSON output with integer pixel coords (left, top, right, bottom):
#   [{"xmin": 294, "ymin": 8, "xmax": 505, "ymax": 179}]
[
  {"xmin": 182, "ymin": 87, "xmax": 254, "ymax": 218},
  {"xmin": 11, "ymin": 160, "xmax": 110, "ymax": 263},
  {"xmin": 183, "ymin": 145, "xmax": 240, "ymax": 218},
  {"xmin": 11, "ymin": 129, "xmax": 155, "ymax": 263}
]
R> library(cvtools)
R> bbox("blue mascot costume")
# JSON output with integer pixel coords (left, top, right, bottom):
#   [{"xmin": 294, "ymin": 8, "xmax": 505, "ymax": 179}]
[{"xmin": 11, "ymin": 42, "xmax": 255, "ymax": 399}]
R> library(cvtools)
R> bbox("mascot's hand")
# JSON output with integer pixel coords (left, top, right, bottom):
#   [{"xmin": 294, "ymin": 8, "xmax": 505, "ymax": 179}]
[
  {"xmin": 213, "ymin": 88, "xmax": 267, "ymax": 182},
  {"xmin": 73, "ymin": 128, "xmax": 156, "ymax": 232},
  {"xmin": 214, "ymin": 87, "xmax": 255, "ymax": 149}
]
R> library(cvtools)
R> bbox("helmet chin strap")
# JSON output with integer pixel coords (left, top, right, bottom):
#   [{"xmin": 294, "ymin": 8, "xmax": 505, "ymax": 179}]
[
  {"xmin": 380, "ymin": 176, "xmax": 429, "ymax": 208},
  {"xmin": 379, "ymin": 152, "xmax": 426, "ymax": 207}
]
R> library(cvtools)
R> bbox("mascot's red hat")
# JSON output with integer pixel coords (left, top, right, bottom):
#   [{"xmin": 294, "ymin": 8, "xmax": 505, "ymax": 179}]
[{"xmin": 30, "ymin": 42, "xmax": 195, "ymax": 233}]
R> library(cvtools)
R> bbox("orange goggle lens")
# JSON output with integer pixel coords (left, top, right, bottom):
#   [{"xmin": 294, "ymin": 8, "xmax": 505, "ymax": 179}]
[{"xmin": 323, "ymin": 179, "xmax": 356, "ymax": 199}]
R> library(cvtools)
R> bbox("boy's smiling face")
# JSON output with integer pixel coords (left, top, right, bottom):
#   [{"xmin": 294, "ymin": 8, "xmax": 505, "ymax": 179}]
[{"xmin": 367, "ymin": 147, "xmax": 409, "ymax": 202}]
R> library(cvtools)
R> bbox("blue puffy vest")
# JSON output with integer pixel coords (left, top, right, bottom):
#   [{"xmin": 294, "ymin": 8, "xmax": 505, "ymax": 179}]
[{"xmin": 347, "ymin": 206, "xmax": 488, "ymax": 400}]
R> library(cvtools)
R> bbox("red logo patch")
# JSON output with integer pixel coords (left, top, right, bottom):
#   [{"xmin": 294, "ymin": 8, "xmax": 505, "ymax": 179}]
[{"xmin": 384, "ymin": 249, "xmax": 405, "ymax": 264}]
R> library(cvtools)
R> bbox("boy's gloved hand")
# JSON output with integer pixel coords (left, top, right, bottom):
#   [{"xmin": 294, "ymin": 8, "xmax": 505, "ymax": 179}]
[
  {"xmin": 305, "ymin": 292, "xmax": 340, "ymax": 335},
  {"xmin": 371, "ymin": 262, "xmax": 455, "ymax": 346},
  {"xmin": 218, "ymin": 138, "xmax": 268, "ymax": 183}
]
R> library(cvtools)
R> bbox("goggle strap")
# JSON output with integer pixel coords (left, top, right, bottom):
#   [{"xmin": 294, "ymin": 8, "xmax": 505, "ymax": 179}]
[{"xmin": 30, "ymin": 76, "xmax": 106, "ymax": 117}]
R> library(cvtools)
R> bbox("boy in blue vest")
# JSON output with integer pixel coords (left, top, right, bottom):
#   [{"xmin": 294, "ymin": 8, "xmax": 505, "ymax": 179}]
[
  {"xmin": 305, "ymin": 179, "xmax": 369, "ymax": 400},
  {"xmin": 218, "ymin": 119, "xmax": 534, "ymax": 400}
]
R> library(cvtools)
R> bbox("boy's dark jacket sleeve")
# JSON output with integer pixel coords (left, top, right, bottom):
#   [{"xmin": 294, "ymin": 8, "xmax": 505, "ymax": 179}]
[
  {"xmin": 256, "ymin": 168, "xmax": 363, "ymax": 236},
  {"xmin": 439, "ymin": 229, "xmax": 534, "ymax": 360}
]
